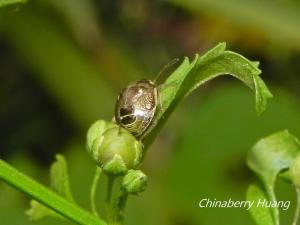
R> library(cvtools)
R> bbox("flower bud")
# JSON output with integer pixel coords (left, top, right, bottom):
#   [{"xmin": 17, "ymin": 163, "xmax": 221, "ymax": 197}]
[
  {"xmin": 86, "ymin": 120, "xmax": 143, "ymax": 176},
  {"xmin": 86, "ymin": 120, "xmax": 115, "ymax": 158},
  {"xmin": 122, "ymin": 170, "xmax": 147, "ymax": 194}
]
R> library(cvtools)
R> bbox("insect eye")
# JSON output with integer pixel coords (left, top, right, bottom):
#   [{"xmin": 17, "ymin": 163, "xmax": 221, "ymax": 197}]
[{"xmin": 121, "ymin": 115, "xmax": 136, "ymax": 125}]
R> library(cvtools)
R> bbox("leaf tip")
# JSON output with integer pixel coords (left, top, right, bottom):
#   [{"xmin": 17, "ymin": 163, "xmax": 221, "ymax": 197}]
[{"xmin": 218, "ymin": 42, "xmax": 226, "ymax": 49}]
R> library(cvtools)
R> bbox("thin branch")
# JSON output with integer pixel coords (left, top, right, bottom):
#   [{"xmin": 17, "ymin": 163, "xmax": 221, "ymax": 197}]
[
  {"xmin": 105, "ymin": 177, "xmax": 115, "ymax": 223},
  {"xmin": 90, "ymin": 167, "xmax": 102, "ymax": 217},
  {"xmin": 292, "ymin": 189, "xmax": 300, "ymax": 225}
]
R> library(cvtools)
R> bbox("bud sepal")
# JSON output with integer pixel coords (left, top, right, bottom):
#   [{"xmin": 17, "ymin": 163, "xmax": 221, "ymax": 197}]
[{"xmin": 86, "ymin": 120, "xmax": 143, "ymax": 176}]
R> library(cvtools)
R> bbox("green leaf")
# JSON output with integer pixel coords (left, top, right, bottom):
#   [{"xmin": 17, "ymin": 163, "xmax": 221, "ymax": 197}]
[
  {"xmin": 247, "ymin": 130, "xmax": 300, "ymax": 182},
  {"xmin": 0, "ymin": 0, "xmax": 26, "ymax": 9},
  {"xmin": 0, "ymin": 159, "xmax": 107, "ymax": 225},
  {"xmin": 246, "ymin": 184, "xmax": 274, "ymax": 225},
  {"xmin": 26, "ymin": 200, "xmax": 60, "ymax": 222},
  {"xmin": 143, "ymin": 42, "xmax": 272, "ymax": 147},
  {"xmin": 50, "ymin": 154, "xmax": 74, "ymax": 201},
  {"xmin": 247, "ymin": 130, "xmax": 300, "ymax": 225},
  {"xmin": 26, "ymin": 154, "xmax": 75, "ymax": 221}
]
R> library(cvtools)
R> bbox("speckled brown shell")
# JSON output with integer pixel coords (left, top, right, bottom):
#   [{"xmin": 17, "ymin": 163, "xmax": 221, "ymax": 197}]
[{"xmin": 115, "ymin": 79, "xmax": 158, "ymax": 138}]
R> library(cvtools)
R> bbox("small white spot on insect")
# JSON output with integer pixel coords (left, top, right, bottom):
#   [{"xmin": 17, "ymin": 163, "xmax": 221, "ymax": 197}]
[
  {"xmin": 134, "ymin": 109, "xmax": 146, "ymax": 117},
  {"xmin": 145, "ymin": 104, "xmax": 152, "ymax": 109}
]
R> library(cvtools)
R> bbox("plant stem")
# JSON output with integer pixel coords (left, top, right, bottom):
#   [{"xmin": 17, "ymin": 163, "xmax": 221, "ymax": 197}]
[
  {"xmin": 105, "ymin": 177, "xmax": 115, "ymax": 223},
  {"xmin": 265, "ymin": 183, "xmax": 279, "ymax": 225},
  {"xmin": 292, "ymin": 188, "xmax": 300, "ymax": 225},
  {"xmin": 90, "ymin": 167, "xmax": 102, "ymax": 217},
  {"xmin": 0, "ymin": 159, "xmax": 107, "ymax": 225},
  {"xmin": 106, "ymin": 177, "xmax": 115, "ymax": 204},
  {"xmin": 112, "ymin": 189, "xmax": 128, "ymax": 223}
]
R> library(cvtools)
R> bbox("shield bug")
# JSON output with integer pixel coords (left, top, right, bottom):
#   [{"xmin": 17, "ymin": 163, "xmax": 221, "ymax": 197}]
[
  {"xmin": 115, "ymin": 79, "xmax": 158, "ymax": 139},
  {"xmin": 115, "ymin": 59, "xmax": 179, "ymax": 139}
]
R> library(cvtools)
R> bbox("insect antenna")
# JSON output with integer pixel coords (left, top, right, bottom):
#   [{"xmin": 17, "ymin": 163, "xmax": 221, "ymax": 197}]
[{"xmin": 153, "ymin": 58, "xmax": 180, "ymax": 84}]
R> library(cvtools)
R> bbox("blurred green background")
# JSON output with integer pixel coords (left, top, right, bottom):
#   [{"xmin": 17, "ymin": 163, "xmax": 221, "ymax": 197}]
[{"xmin": 0, "ymin": 0, "xmax": 300, "ymax": 225}]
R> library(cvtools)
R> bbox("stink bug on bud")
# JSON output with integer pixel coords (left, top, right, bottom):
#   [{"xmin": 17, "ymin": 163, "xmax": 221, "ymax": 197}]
[
  {"xmin": 115, "ymin": 79, "xmax": 158, "ymax": 138},
  {"xmin": 114, "ymin": 58, "xmax": 179, "ymax": 139}
]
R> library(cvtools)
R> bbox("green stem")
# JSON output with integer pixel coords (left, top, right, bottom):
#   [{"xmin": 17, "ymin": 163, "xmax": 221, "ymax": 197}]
[
  {"xmin": 106, "ymin": 177, "xmax": 115, "ymax": 204},
  {"xmin": 265, "ymin": 183, "xmax": 279, "ymax": 225},
  {"xmin": 292, "ymin": 189, "xmax": 300, "ymax": 225},
  {"xmin": 105, "ymin": 177, "xmax": 115, "ymax": 223},
  {"xmin": 112, "ymin": 189, "xmax": 128, "ymax": 223},
  {"xmin": 0, "ymin": 159, "xmax": 107, "ymax": 225},
  {"xmin": 90, "ymin": 167, "xmax": 102, "ymax": 217}
]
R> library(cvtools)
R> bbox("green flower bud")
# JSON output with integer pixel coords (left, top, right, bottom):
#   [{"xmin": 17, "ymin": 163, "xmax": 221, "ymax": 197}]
[
  {"xmin": 86, "ymin": 120, "xmax": 115, "ymax": 156},
  {"xmin": 86, "ymin": 120, "xmax": 143, "ymax": 176},
  {"xmin": 122, "ymin": 170, "xmax": 147, "ymax": 194}
]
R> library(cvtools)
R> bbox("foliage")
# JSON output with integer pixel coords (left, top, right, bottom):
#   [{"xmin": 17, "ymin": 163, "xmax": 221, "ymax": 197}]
[
  {"xmin": 143, "ymin": 42, "xmax": 272, "ymax": 147},
  {"xmin": 0, "ymin": 158, "xmax": 105, "ymax": 225},
  {"xmin": 247, "ymin": 131, "xmax": 300, "ymax": 225},
  {"xmin": 0, "ymin": 42, "xmax": 273, "ymax": 225}
]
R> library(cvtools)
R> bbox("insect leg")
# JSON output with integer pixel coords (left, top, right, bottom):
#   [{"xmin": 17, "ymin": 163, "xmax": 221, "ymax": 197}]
[{"xmin": 154, "ymin": 58, "xmax": 180, "ymax": 83}]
